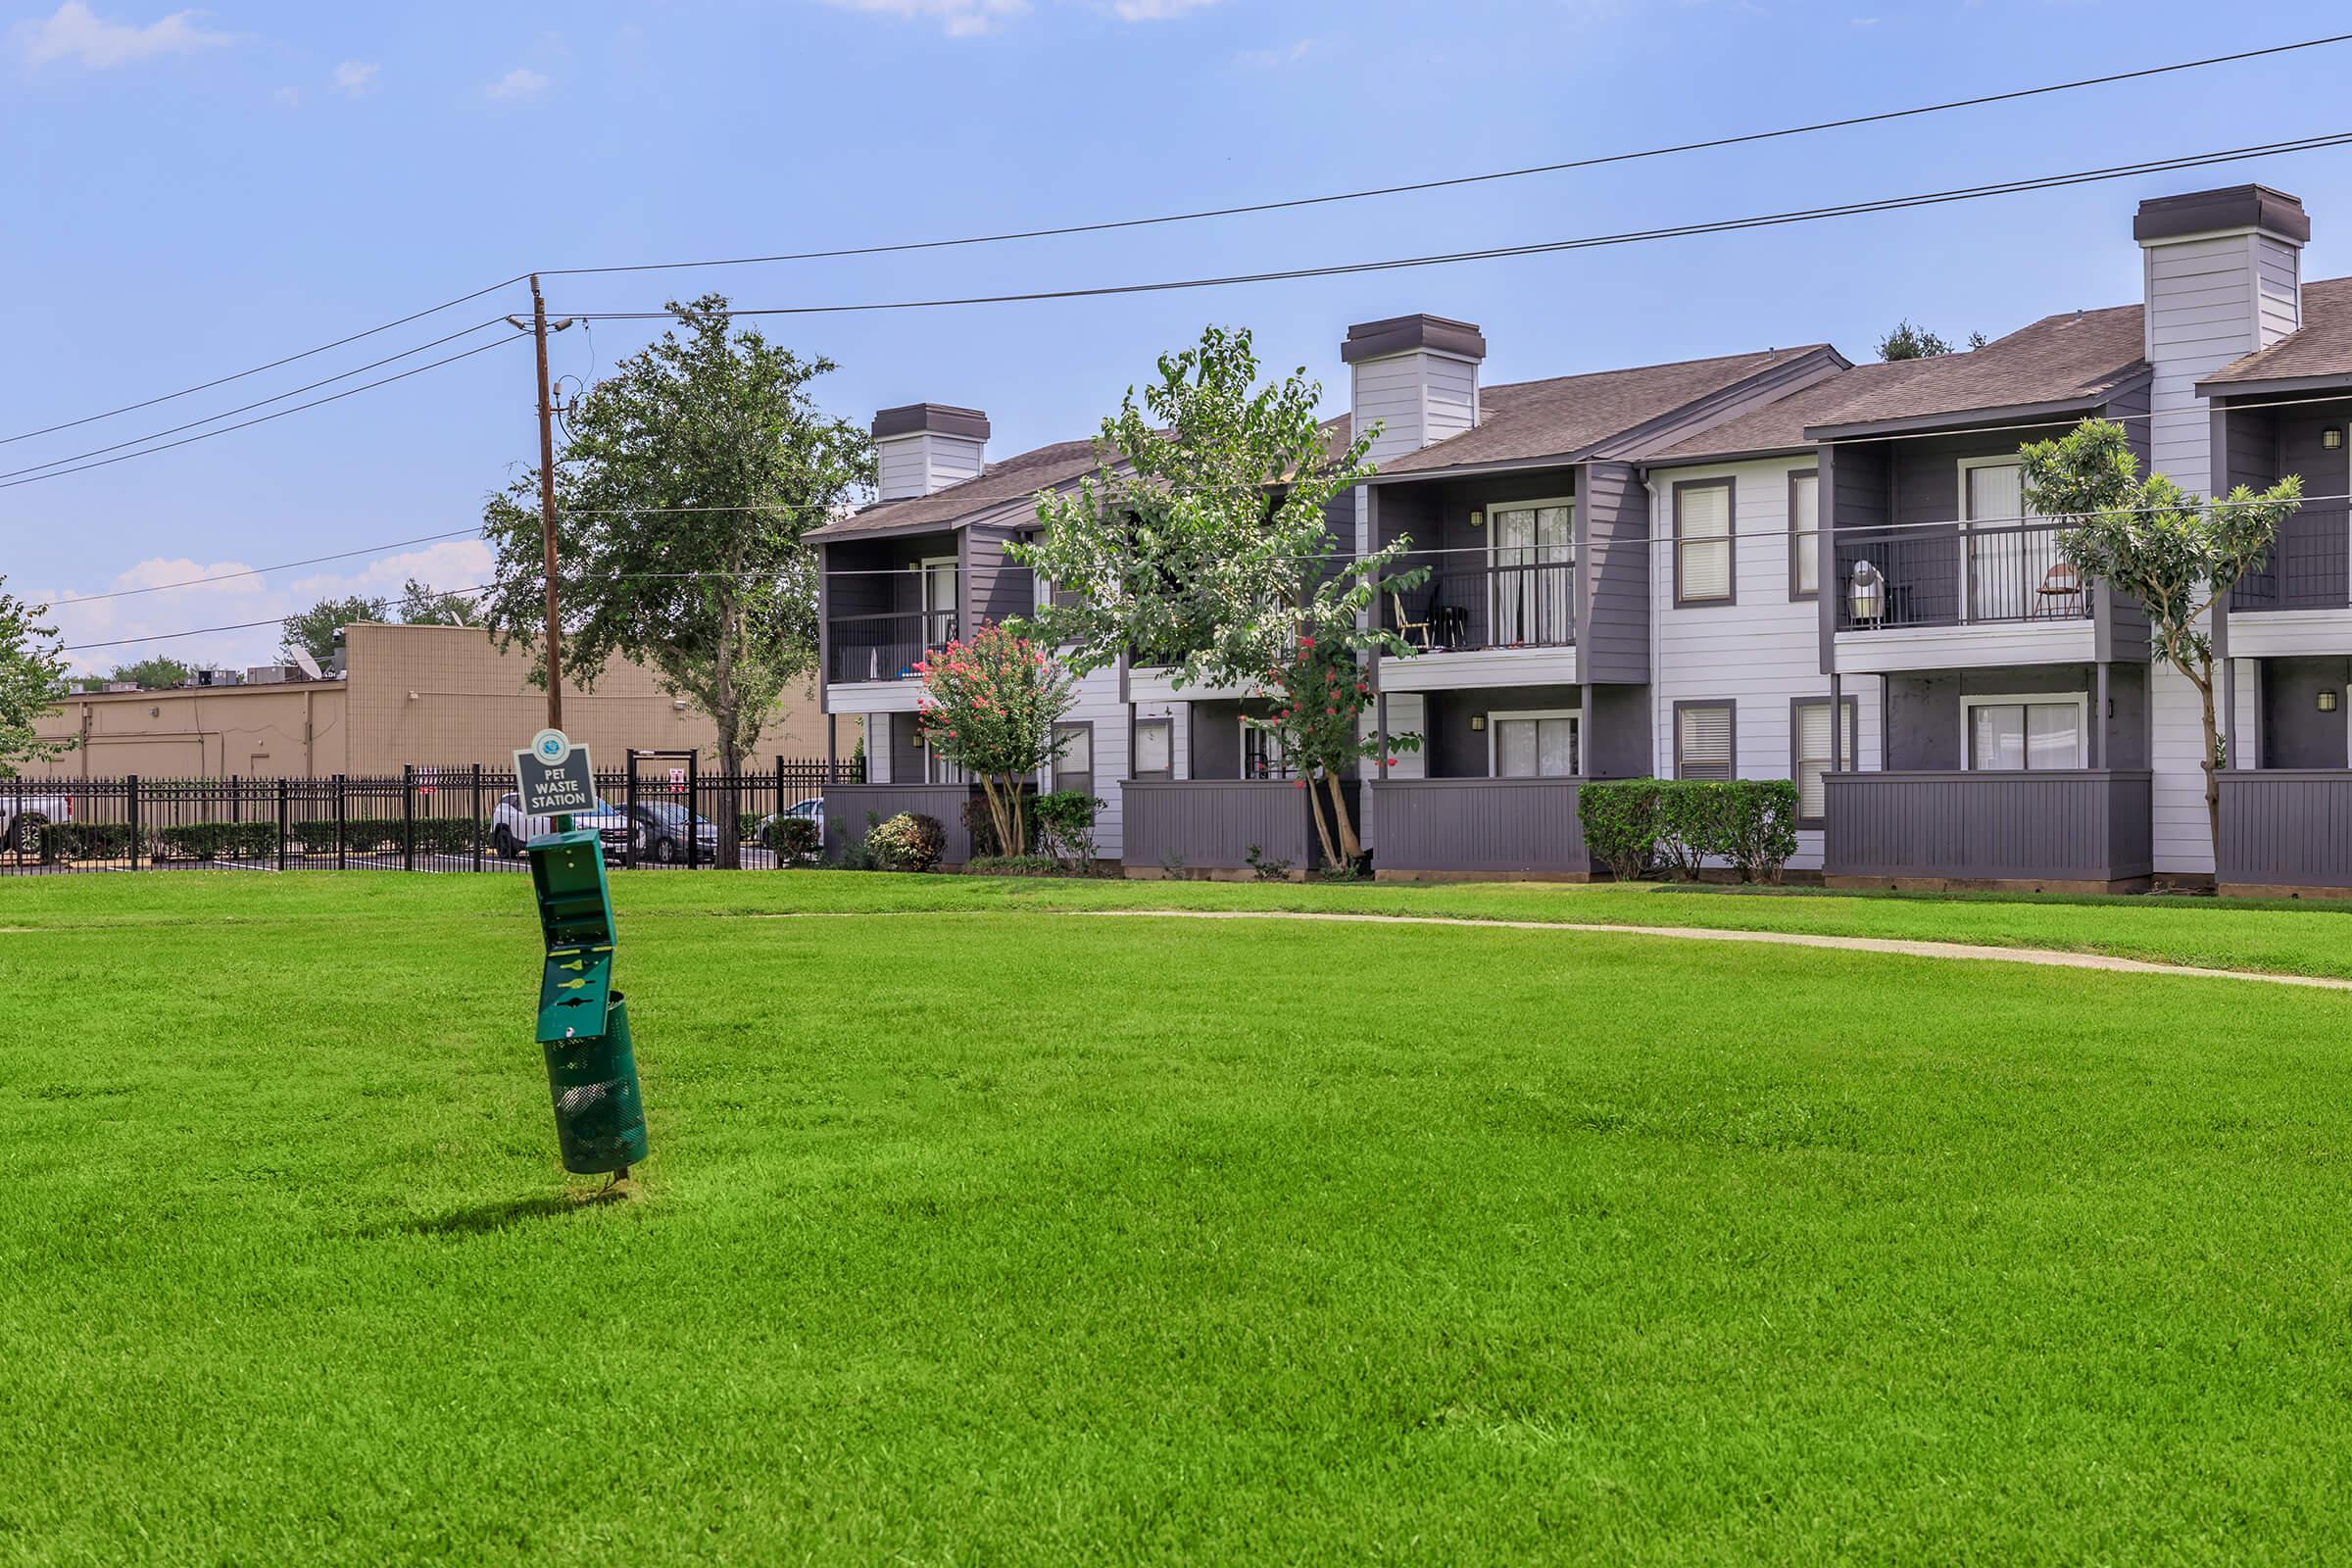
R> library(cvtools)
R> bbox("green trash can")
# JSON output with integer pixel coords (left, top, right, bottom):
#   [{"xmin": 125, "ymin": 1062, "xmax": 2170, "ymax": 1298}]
[{"xmin": 541, "ymin": 991, "xmax": 649, "ymax": 1175}]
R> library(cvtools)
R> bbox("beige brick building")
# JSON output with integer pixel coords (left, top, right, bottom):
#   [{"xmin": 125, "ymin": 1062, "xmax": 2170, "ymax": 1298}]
[{"xmin": 32, "ymin": 622, "xmax": 843, "ymax": 778}]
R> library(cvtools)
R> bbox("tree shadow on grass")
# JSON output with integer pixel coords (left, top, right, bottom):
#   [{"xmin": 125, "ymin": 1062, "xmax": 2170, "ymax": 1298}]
[{"xmin": 358, "ymin": 1187, "xmax": 633, "ymax": 1240}]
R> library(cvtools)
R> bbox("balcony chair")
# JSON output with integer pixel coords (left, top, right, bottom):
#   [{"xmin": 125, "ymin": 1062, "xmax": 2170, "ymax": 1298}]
[{"xmin": 1392, "ymin": 591, "xmax": 1436, "ymax": 651}]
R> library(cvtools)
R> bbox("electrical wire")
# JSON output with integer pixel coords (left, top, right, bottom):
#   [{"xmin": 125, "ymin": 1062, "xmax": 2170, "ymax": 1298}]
[
  {"xmin": 564, "ymin": 133, "xmax": 2352, "ymax": 322},
  {"xmin": 541, "ymin": 33, "xmax": 2352, "ymax": 280},
  {"xmin": 53, "ymin": 527, "xmax": 491, "ymax": 603}
]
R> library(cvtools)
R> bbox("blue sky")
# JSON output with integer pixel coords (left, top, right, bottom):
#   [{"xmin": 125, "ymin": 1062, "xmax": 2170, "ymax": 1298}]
[{"xmin": 9, "ymin": 0, "xmax": 2352, "ymax": 672}]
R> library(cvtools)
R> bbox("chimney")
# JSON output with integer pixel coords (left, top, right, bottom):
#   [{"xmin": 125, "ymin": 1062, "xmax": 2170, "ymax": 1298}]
[
  {"xmin": 2135, "ymin": 184, "xmax": 2308, "ymax": 496},
  {"xmin": 1342, "ymin": 315, "xmax": 1486, "ymax": 466},
  {"xmin": 872, "ymin": 403, "xmax": 990, "ymax": 502}
]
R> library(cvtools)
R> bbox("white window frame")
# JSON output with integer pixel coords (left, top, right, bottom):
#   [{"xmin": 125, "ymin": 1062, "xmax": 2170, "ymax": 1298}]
[
  {"xmin": 1486, "ymin": 497, "xmax": 1575, "ymax": 647},
  {"xmin": 1956, "ymin": 456, "xmax": 2044, "ymax": 624},
  {"xmin": 919, "ymin": 555, "xmax": 959, "ymax": 644},
  {"xmin": 1958, "ymin": 691, "xmax": 2089, "ymax": 771},
  {"xmin": 1241, "ymin": 719, "xmax": 1291, "ymax": 780},
  {"xmin": 1485, "ymin": 708, "xmax": 1581, "ymax": 779}
]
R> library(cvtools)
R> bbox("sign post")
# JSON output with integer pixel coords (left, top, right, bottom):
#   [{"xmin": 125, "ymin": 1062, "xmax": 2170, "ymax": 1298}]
[{"xmin": 514, "ymin": 728, "xmax": 647, "ymax": 1180}]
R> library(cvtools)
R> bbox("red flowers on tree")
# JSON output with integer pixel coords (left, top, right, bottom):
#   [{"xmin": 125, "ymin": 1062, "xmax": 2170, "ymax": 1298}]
[{"xmin": 915, "ymin": 621, "xmax": 1076, "ymax": 858}]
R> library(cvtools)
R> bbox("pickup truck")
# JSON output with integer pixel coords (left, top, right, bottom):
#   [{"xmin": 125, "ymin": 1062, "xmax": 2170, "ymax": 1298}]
[{"xmin": 1, "ymin": 789, "xmax": 74, "ymax": 856}]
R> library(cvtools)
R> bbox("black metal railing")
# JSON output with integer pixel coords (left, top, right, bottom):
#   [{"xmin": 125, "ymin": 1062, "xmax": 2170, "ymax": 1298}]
[
  {"xmin": 827, "ymin": 610, "xmax": 957, "ymax": 683},
  {"xmin": 1835, "ymin": 520, "xmax": 2090, "ymax": 631},
  {"xmin": 0, "ymin": 757, "xmax": 858, "ymax": 876},
  {"xmin": 2232, "ymin": 501, "xmax": 2351, "ymax": 612},
  {"xmin": 1386, "ymin": 557, "xmax": 1575, "ymax": 651}
]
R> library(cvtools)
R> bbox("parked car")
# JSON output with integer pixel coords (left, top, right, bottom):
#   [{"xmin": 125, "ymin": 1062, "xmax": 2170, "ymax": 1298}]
[
  {"xmin": 754, "ymin": 797, "xmax": 826, "ymax": 854},
  {"xmin": 488, "ymin": 792, "xmax": 632, "ymax": 859},
  {"xmin": 624, "ymin": 801, "xmax": 721, "ymax": 864},
  {"xmin": 1, "ymin": 790, "xmax": 74, "ymax": 856}
]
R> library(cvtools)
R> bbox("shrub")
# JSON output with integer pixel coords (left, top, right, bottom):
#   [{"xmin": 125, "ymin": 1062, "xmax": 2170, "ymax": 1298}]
[
  {"xmin": 960, "ymin": 794, "xmax": 1040, "ymax": 858},
  {"xmin": 151, "ymin": 821, "xmax": 277, "ymax": 861},
  {"xmin": 44, "ymin": 821, "xmax": 133, "ymax": 860},
  {"xmin": 1034, "ymin": 790, "xmax": 1101, "ymax": 872},
  {"xmin": 1654, "ymin": 784, "xmax": 1731, "ymax": 881},
  {"xmin": 1713, "ymin": 779, "xmax": 1799, "ymax": 884},
  {"xmin": 866, "ymin": 811, "xmax": 946, "ymax": 873},
  {"xmin": 967, "ymin": 854, "xmax": 1062, "ymax": 877},
  {"xmin": 1578, "ymin": 780, "xmax": 1662, "ymax": 881},
  {"xmin": 1245, "ymin": 843, "xmax": 1293, "ymax": 882},
  {"xmin": 764, "ymin": 814, "xmax": 819, "ymax": 863}
]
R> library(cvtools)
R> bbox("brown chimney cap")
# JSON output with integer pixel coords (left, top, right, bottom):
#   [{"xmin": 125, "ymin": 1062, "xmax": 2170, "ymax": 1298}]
[
  {"xmin": 2133, "ymin": 184, "xmax": 2309, "ymax": 244},
  {"xmin": 872, "ymin": 403, "xmax": 991, "ymax": 440},
  {"xmin": 1341, "ymin": 314, "xmax": 1489, "ymax": 365}
]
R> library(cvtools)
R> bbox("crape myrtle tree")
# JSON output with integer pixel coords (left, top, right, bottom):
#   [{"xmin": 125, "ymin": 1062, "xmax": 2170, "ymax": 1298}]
[
  {"xmin": 1011, "ymin": 325, "xmax": 1423, "ymax": 867},
  {"xmin": 478, "ymin": 294, "xmax": 873, "ymax": 867},
  {"xmin": 2021, "ymin": 417, "xmax": 2303, "ymax": 847},
  {"xmin": 0, "ymin": 577, "xmax": 70, "ymax": 774},
  {"xmin": 913, "ymin": 622, "xmax": 1076, "ymax": 858}
]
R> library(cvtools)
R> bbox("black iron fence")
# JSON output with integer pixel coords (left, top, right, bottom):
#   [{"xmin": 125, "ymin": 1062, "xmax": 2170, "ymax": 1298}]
[
  {"xmin": 1, "ymin": 757, "xmax": 857, "ymax": 876},
  {"xmin": 2231, "ymin": 500, "xmax": 2352, "ymax": 612},
  {"xmin": 1835, "ymin": 520, "xmax": 2090, "ymax": 631},
  {"xmin": 826, "ymin": 609, "xmax": 956, "ymax": 683},
  {"xmin": 1386, "ymin": 556, "xmax": 1576, "ymax": 651}
]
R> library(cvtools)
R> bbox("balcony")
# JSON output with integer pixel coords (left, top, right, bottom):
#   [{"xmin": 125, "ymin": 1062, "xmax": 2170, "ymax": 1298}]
[
  {"xmin": 1835, "ymin": 521, "xmax": 2090, "ymax": 633},
  {"xmin": 1823, "ymin": 770, "xmax": 2153, "ymax": 891},
  {"xmin": 826, "ymin": 610, "xmax": 957, "ymax": 685},
  {"xmin": 1385, "ymin": 556, "xmax": 1575, "ymax": 651},
  {"xmin": 2230, "ymin": 501, "xmax": 2350, "ymax": 612}
]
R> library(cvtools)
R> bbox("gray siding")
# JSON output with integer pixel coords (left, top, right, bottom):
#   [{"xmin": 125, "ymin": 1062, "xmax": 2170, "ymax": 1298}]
[
  {"xmin": 2258, "ymin": 657, "xmax": 2349, "ymax": 768},
  {"xmin": 965, "ymin": 523, "xmax": 1035, "ymax": 627},
  {"xmin": 1422, "ymin": 685, "xmax": 1579, "ymax": 776},
  {"xmin": 1884, "ymin": 664, "xmax": 2146, "ymax": 771},
  {"xmin": 1589, "ymin": 684, "xmax": 1652, "ymax": 778},
  {"xmin": 1367, "ymin": 778, "xmax": 1588, "ymax": 874},
  {"xmin": 1123, "ymin": 779, "xmax": 1325, "ymax": 871},
  {"xmin": 820, "ymin": 783, "xmax": 974, "ymax": 865},
  {"xmin": 2219, "ymin": 770, "xmax": 2352, "ymax": 887},
  {"xmin": 1579, "ymin": 460, "xmax": 1649, "ymax": 682},
  {"xmin": 1824, "ymin": 770, "xmax": 2154, "ymax": 883}
]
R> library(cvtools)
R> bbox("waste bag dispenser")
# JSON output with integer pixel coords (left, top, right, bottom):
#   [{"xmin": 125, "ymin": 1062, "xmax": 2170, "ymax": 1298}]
[{"xmin": 525, "ymin": 825, "xmax": 648, "ymax": 1174}]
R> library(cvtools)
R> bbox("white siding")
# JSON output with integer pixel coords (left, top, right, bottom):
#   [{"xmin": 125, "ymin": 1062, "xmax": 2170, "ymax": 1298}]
[
  {"xmin": 1648, "ymin": 458, "xmax": 1880, "ymax": 872},
  {"xmin": 862, "ymin": 713, "xmax": 889, "ymax": 783},
  {"xmin": 1054, "ymin": 667, "xmax": 1138, "ymax": 860},
  {"xmin": 873, "ymin": 432, "xmax": 986, "ymax": 501},
  {"xmin": 2140, "ymin": 229, "xmax": 2301, "ymax": 502},
  {"xmin": 1351, "ymin": 351, "xmax": 1480, "ymax": 462}
]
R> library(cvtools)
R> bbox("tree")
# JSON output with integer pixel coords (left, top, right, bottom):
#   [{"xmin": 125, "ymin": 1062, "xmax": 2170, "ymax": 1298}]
[
  {"xmin": 109, "ymin": 656, "xmax": 190, "ymax": 689},
  {"xmin": 1012, "ymin": 325, "xmax": 1423, "ymax": 866},
  {"xmin": 0, "ymin": 578, "xmax": 70, "ymax": 774},
  {"xmin": 1876, "ymin": 320, "xmax": 1987, "ymax": 360},
  {"xmin": 398, "ymin": 578, "xmax": 486, "ymax": 626},
  {"xmin": 914, "ymin": 622, "xmax": 1076, "ymax": 857},
  {"xmin": 2020, "ymin": 417, "xmax": 2304, "ymax": 848},
  {"xmin": 281, "ymin": 594, "xmax": 388, "ymax": 666},
  {"xmin": 477, "ymin": 293, "xmax": 872, "ymax": 866}
]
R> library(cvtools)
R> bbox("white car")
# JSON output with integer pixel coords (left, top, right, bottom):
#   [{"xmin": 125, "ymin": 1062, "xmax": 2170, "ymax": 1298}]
[
  {"xmin": 2, "ymin": 790, "xmax": 74, "ymax": 855},
  {"xmin": 754, "ymin": 796, "xmax": 827, "ymax": 854},
  {"xmin": 488, "ymin": 791, "xmax": 633, "ymax": 859}
]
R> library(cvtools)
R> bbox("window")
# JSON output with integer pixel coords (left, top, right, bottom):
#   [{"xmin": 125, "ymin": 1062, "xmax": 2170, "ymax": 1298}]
[
  {"xmin": 1964, "ymin": 696, "xmax": 2086, "ymax": 771},
  {"xmin": 1243, "ymin": 723, "xmax": 1290, "ymax": 779},
  {"xmin": 1489, "ymin": 710, "xmax": 1579, "ymax": 778},
  {"xmin": 1958, "ymin": 457, "xmax": 2045, "ymax": 622},
  {"xmin": 1788, "ymin": 469, "xmax": 1819, "ymax": 601},
  {"xmin": 1488, "ymin": 500, "xmax": 1574, "ymax": 645},
  {"xmin": 1675, "ymin": 479, "xmax": 1735, "ymax": 606},
  {"xmin": 1132, "ymin": 717, "xmax": 1173, "ymax": 780},
  {"xmin": 920, "ymin": 557, "xmax": 959, "ymax": 646},
  {"xmin": 1052, "ymin": 721, "xmax": 1094, "ymax": 795},
  {"xmin": 1790, "ymin": 697, "xmax": 1857, "ymax": 827},
  {"xmin": 1675, "ymin": 701, "xmax": 1736, "ymax": 780}
]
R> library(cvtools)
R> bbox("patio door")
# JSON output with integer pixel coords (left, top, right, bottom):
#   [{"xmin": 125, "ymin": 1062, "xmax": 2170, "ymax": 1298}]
[
  {"xmin": 921, "ymin": 557, "xmax": 959, "ymax": 647},
  {"xmin": 1960, "ymin": 460, "xmax": 2034, "ymax": 622},
  {"xmin": 1491, "ymin": 503, "xmax": 1572, "ymax": 645}
]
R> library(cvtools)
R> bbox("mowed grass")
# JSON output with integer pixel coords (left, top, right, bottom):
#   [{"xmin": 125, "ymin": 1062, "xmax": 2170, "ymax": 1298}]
[{"xmin": 6, "ymin": 874, "xmax": 2352, "ymax": 1562}]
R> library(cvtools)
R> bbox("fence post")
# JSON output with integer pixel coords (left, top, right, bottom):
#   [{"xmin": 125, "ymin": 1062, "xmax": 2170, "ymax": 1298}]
[
  {"xmin": 774, "ymin": 756, "xmax": 786, "ymax": 869},
  {"xmin": 686, "ymin": 750, "xmax": 700, "ymax": 870},
  {"xmin": 623, "ymin": 751, "xmax": 639, "ymax": 870},
  {"xmin": 276, "ymin": 777, "xmax": 289, "ymax": 872},
  {"xmin": 231, "ymin": 773, "xmax": 242, "ymax": 826},
  {"xmin": 402, "ymin": 764, "xmax": 416, "ymax": 872},
  {"xmin": 471, "ymin": 762, "xmax": 483, "ymax": 873},
  {"xmin": 126, "ymin": 775, "xmax": 140, "ymax": 869},
  {"xmin": 334, "ymin": 773, "xmax": 347, "ymax": 871}
]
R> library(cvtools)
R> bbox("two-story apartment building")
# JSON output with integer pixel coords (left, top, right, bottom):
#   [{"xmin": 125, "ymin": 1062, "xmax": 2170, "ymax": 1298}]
[{"xmin": 811, "ymin": 181, "xmax": 2352, "ymax": 893}]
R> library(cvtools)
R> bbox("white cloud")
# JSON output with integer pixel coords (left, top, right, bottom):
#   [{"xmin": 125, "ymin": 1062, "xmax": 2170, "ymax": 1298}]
[
  {"xmin": 16, "ymin": 2, "xmax": 229, "ymax": 69},
  {"xmin": 484, "ymin": 66, "xmax": 548, "ymax": 101},
  {"xmin": 1236, "ymin": 37, "xmax": 1310, "ymax": 68},
  {"xmin": 815, "ymin": 0, "xmax": 1029, "ymax": 37},
  {"xmin": 331, "ymin": 59, "xmax": 378, "ymax": 96},
  {"xmin": 1105, "ymin": 0, "xmax": 1220, "ymax": 18}
]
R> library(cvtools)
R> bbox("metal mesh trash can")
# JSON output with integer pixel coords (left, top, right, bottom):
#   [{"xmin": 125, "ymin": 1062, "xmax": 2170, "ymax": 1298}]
[{"xmin": 541, "ymin": 992, "xmax": 648, "ymax": 1174}]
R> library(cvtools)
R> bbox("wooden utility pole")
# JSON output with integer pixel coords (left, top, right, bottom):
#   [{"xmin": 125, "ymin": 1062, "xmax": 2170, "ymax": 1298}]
[{"xmin": 529, "ymin": 273, "xmax": 568, "ymax": 731}]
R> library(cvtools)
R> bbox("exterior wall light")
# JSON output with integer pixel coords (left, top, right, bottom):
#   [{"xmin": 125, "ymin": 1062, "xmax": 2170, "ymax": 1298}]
[
  {"xmin": 2326, "ymin": 427, "xmax": 2344, "ymax": 451},
  {"xmin": 2321, "ymin": 689, "xmax": 2339, "ymax": 713},
  {"xmin": 1470, "ymin": 714, "xmax": 1486, "ymax": 731},
  {"xmin": 1469, "ymin": 510, "xmax": 1484, "ymax": 529}
]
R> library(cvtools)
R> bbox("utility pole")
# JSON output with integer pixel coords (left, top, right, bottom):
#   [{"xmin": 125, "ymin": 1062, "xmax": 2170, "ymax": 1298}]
[{"xmin": 514, "ymin": 275, "xmax": 574, "ymax": 730}]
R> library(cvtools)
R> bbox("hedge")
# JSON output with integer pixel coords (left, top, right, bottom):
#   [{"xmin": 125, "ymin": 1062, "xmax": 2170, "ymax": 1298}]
[
  {"xmin": 866, "ymin": 812, "xmax": 946, "ymax": 873},
  {"xmin": 1578, "ymin": 778, "xmax": 1799, "ymax": 884}
]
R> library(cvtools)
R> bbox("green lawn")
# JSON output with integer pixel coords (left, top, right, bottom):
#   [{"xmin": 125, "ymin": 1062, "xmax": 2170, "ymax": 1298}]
[{"xmin": 7, "ymin": 871, "xmax": 2352, "ymax": 1562}]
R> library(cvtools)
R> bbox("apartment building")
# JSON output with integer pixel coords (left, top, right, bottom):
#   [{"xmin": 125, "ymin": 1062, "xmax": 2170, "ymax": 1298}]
[{"xmin": 811, "ymin": 181, "xmax": 2352, "ymax": 894}]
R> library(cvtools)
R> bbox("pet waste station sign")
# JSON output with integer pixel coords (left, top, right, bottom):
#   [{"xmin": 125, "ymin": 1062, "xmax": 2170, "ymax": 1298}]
[{"xmin": 513, "ymin": 728, "xmax": 597, "ymax": 817}]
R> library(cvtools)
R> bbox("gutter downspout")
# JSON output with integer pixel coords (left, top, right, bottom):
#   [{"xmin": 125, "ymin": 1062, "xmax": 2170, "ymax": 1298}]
[{"xmin": 1642, "ymin": 469, "xmax": 1666, "ymax": 778}]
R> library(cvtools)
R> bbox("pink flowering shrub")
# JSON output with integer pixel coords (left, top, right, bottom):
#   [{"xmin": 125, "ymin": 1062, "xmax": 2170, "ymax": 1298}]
[
  {"xmin": 915, "ymin": 621, "xmax": 1076, "ymax": 860},
  {"xmin": 1245, "ymin": 635, "xmax": 1419, "ymax": 868}
]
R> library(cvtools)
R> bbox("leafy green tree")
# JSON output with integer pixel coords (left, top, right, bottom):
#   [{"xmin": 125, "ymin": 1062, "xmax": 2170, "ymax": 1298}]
[
  {"xmin": 108, "ymin": 656, "xmax": 190, "ymax": 689},
  {"xmin": 1012, "ymin": 325, "xmax": 1423, "ymax": 865},
  {"xmin": 398, "ymin": 578, "xmax": 485, "ymax": 626},
  {"xmin": 2021, "ymin": 418, "xmax": 2304, "ymax": 846},
  {"xmin": 281, "ymin": 594, "xmax": 388, "ymax": 666},
  {"xmin": 914, "ymin": 622, "xmax": 1076, "ymax": 856},
  {"xmin": 0, "ymin": 578, "xmax": 70, "ymax": 774},
  {"xmin": 477, "ymin": 294, "xmax": 872, "ymax": 864},
  {"xmin": 1877, "ymin": 320, "xmax": 1986, "ymax": 360}
]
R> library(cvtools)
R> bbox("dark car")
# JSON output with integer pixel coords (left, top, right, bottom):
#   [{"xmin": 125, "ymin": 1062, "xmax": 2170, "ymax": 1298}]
[{"xmin": 625, "ymin": 801, "xmax": 721, "ymax": 863}]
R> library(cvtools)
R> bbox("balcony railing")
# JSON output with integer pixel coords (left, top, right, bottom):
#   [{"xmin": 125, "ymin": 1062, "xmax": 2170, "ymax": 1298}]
[
  {"xmin": 827, "ymin": 610, "xmax": 957, "ymax": 683},
  {"xmin": 1823, "ymin": 770, "xmax": 2152, "ymax": 886},
  {"xmin": 2230, "ymin": 502, "xmax": 2350, "ymax": 612},
  {"xmin": 1385, "ymin": 557, "xmax": 1575, "ymax": 651},
  {"xmin": 1835, "ymin": 521, "xmax": 2090, "ymax": 632},
  {"xmin": 1365, "ymin": 777, "xmax": 1588, "ymax": 877}
]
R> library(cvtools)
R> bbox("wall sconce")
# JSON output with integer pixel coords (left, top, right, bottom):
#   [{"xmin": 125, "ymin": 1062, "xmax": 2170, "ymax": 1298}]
[
  {"xmin": 1470, "ymin": 714, "xmax": 1487, "ymax": 731},
  {"xmin": 2321, "ymin": 689, "xmax": 2340, "ymax": 713},
  {"xmin": 672, "ymin": 697, "xmax": 689, "ymax": 711},
  {"xmin": 2327, "ymin": 427, "xmax": 2344, "ymax": 452},
  {"xmin": 1469, "ymin": 510, "xmax": 1485, "ymax": 529}
]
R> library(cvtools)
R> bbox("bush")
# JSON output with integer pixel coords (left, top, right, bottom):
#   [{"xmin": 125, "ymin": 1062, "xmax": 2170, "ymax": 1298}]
[
  {"xmin": 1578, "ymin": 780, "xmax": 1663, "ymax": 881},
  {"xmin": 1577, "ymin": 779, "xmax": 1800, "ymax": 885},
  {"xmin": 960, "ymin": 794, "xmax": 1039, "ymax": 858},
  {"xmin": 866, "ymin": 811, "xmax": 946, "ymax": 873},
  {"xmin": 967, "ymin": 854, "xmax": 1063, "ymax": 877},
  {"xmin": 43, "ymin": 821, "xmax": 133, "ymax": 860},
  {"xmin": 764, "ymin": 814, "xmax": 819, "ymax": 863},
  {"xmin": 151, "ymin": 820, "xmax": 277, "ymax": 861},
  {"xmin": 288, "ymin": 817, "xmax": 482, "ymax": 857},
  {"xmin": 1033, "ymin": 790, "xmax": 1101, "ymax": 871}
]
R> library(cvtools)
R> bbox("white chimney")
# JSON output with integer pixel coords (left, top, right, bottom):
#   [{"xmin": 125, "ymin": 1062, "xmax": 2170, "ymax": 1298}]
[
  {"xmin": 2135, "ymin": 184, "xmax": 2307, "ymax": 497},
  {"xmin": 872, "ymin": 403, "xmax": 989, "ymax": 502},
  {"xmin": 1342, "ymin": 315, "xmax": 1486, "ymax": 466}
]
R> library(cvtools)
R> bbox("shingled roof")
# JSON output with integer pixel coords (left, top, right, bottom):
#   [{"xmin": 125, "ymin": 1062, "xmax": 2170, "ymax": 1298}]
[
  {"xmin": 2198, "ymin": 275, "xmax": 2352, "ymax": 392},
  {"xmin": 808, "ymin": 437, "xmax": 1102, "ymax": 540}
]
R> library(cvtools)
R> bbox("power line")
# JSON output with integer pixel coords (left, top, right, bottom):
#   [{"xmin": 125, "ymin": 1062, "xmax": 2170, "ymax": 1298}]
[
  {"xmin": 52, "ymin": 527, "xmax": 491, "ymax": 604},
  {"xmin": 541, "ymin": 33, "xmax": 2352, "ymax": 281},
  {"xmin": 0, "ymin": 275, "xmax": 525, "ymax": 451},
  {"xmin": 0, "ymin": 332, "xmax": 528, "ymax": 493},
  {"xmin": 564, "ymin": 132, "xmax": 2352, "ymax": 324}
]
